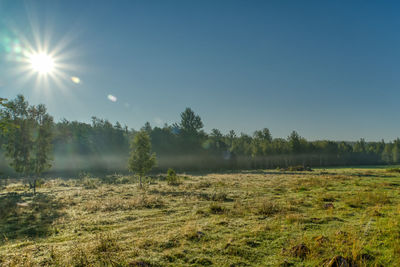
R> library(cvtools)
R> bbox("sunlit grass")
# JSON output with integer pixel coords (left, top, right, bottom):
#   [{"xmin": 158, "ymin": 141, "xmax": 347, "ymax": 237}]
[{"xmin": 0, "ymin": 167, "xmax": 400, "ymax": 266}]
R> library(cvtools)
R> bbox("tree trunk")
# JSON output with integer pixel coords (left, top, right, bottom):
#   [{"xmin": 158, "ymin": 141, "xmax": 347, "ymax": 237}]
[
  {"xmin": 28, "ymin": 176, "xmax": 33, "ymax": 190},
  {"xmin": 33, "ymin": 177, "xmax": 37, "ymax": 195},
  {"xmin": 139, "ymin": 176, "xmax": 142, "ymax": 188}
]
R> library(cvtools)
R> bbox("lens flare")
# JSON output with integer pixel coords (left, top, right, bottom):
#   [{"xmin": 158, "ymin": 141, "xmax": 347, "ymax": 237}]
[
  {"xmin": 107, "ymin": 94, "xmax": 117, "ymax": 102},
  {"xmin": 71, "ymin": 76, "xmax": 81, "ymax": 84}
]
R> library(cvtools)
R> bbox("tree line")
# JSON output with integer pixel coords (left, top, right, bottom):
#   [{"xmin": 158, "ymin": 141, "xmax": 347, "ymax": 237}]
[{"xmin": 1, "ymin": 95, "xmax": 400, "ymax": 176}]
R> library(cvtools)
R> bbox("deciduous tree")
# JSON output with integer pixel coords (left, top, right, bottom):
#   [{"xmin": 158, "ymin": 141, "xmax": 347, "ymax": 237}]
[{"xmin": 2, "ymin": 95, "xmax": 54, "ymax": 194}]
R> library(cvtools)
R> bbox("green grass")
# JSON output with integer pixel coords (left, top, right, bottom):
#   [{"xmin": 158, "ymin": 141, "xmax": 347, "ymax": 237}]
[{"xmin": 1, "ymin": 167, "xmax": 400, "ymax": 266}]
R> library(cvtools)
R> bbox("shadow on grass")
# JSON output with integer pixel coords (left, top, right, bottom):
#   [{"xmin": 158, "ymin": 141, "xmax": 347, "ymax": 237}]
[
  {"xmin": 0, "ymin": 192, "xmax": 64, "ymax": 242},
  {"xmin": 184, "ymin": 169, "xmax": 318, "ymax": 176},
  {"xmin": 148, "ymin": 189, "xmax": 234, "ymax": 202}
]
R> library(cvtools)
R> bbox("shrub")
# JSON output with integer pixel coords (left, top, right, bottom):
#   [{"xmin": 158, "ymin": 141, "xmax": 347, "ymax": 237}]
[
  {"xmin": 82, "ymin": 177, "xmax": 100, "ymax": 189},
  {"xmin": 35, "ymin": 178, "xmax": 45, "ymax": 188},
  {"xmin": 76, "ymin": 172, "xmax": 100, "ymax": 189},
  {"xmin": 256, "ymin": 199, "xmax": 281, "ymax": 216},
  {"xmin": 166, "ymin": 168, "xmax": 180, "ymax": 185},
  {"xmin": 287, "ymin": 165, "xmax": 313, "ymax": 172},
  {"xmin": 101, "ymin": 174, "xmax": 132, "ymax": 184}
]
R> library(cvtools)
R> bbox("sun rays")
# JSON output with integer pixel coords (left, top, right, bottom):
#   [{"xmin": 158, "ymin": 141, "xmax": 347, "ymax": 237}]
[{"xmin": 1, "ymin": 10, "xmax": 82, "ymax": 100}]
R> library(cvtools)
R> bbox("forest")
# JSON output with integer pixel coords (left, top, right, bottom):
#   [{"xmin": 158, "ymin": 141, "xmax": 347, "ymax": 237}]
[
  {"xmin": 1, "ymin": 94, "xmax": 399, "ymax": 175},
  {"xmin": 2, "ymin": 95, "xmax": 400, "ymax": 266}
]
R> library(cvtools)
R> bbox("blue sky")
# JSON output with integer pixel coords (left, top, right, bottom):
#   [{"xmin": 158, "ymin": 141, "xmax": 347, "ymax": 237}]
[{"xmin": 0, "ymin": 0, "xmax": 399, "ymax": 141}]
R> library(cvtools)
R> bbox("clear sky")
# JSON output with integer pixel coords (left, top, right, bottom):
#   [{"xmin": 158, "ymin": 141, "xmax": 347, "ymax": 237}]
[{"xmin": 0, "ymin": 0, "xmax": 399, "ymax": 141}]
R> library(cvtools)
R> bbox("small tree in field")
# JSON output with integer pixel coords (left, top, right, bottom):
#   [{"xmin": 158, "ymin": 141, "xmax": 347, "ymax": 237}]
[
  {"xmin": 3, "ymin": 95, "xmax": 53, "ymax": 194},
  {"xmin": 166, "ymin": 168, "xmax": 179, "ymax": 185},
  {"xmin": 3, "ymin": 95, "xmax": 34, "ymax": 181},
  {"xmin": 31, "ymin": 104, "xmax": 54, "ymax": 194},
  {"xmin": 128, "ymin": 130, "xmax": 156, "ymax": 188}
]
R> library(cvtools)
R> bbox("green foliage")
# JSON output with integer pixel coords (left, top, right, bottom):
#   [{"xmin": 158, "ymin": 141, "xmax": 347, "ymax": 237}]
[
  {"xmin": 100, "ymin": 174, "xmax": 133, "ymax": 184},
  {"xmin": 128, "ymin": 130, "xmax": 156, "ymax": 187},
  {"xmin": 353, "ymin": 138, "xmax": 367, "ymax": 153},
  {"xmin": 0, "ymin": 97, "xmax": 10, "ymax": 135},
  {"xmin": 31, "ymin": 104, "xmax": 54, "ymax": 176},
  {"xmin": 382, "ymin": 144, "xmax": 393, "ymax": 163},
  {"xmin": 179, "ymin": 107, "xmax": 203, "ymax": 134},
  {"xmin": 2, "ymin": 95, "xmax": 33, "ymax": 175},
  {"xmin": 52, "ymin": 108, "xmax": 400, "ymax": 170},
  {"xmin": 286, "ymin": 165, "xmax": 313, "ymax": 171},
  {"xmin": 392, "ymin": 139, "xmax": 400, "ymax": 163},
  {"xmin": 253, "ymin": 128, "xmax": 272, "ymax": 142},
  {"xmin": 166, "ymin": 168, "xmax": 180, "ymax": 185},
  {"xmin": 1, "ymin": 95, "xmax": 53, "ymax": 193},
  {"xmin": 2, "ymin": 100, "xmax": 400, "ymax": 173},
  {"xmin": 81, "ymin": 177, "xmax": 100, "ymax": 189},
  {"xmin": 167, "ymin": 168, "xmax": 176, "ymax": 177},
  {"xmin": 288, "ymin": 130, "xmax": 303, "ymax": 154}
]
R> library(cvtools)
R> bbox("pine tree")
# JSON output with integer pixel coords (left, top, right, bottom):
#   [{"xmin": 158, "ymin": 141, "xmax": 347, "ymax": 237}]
[{"xmin": 128, "ymin": 130, "xmax": 156, "ymax": 188}]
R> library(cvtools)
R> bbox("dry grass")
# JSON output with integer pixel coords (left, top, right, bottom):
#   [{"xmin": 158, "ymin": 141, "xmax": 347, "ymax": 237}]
[{"xmin": 0, "ymin": 167, "xmax": 400, "ymax": 266}]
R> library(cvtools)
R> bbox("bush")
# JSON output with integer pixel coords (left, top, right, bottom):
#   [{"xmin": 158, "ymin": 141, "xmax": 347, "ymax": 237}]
[
  {"xmin": 256, "ymin": 199, "xmax": 281, "ymax": 216},
  {"xmin": 287, "ymin": 165, "xmax": 312, "ymax": 172},
  {"xmin": 82, "ymin": 177, "xmax": 100, "ymax": 189},
  {"xmin": 166, "ymin": 168, "xmax": 180, "ymax": 185},
  {"xmin": 35, "ymin": 178, "xmax": 45, "ymax": 188},
  {"xmin": 101, "ymin": 174, "xmax": 132, "ymax": 184}
]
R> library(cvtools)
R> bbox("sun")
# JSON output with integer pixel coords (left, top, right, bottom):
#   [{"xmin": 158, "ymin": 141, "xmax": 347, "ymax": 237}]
[
  {"xmin": 6, "ymin": 18, "xmax": 82, "ymax": 93},
  {"xmin": 28, "ymin": 53, "xmax": 55, "ymax": 74}
]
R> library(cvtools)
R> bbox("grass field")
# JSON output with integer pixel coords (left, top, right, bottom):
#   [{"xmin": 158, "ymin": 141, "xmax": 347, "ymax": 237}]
[{"xmin": 1, "ymin": 167, "xmax": 400, "ymax": 266}]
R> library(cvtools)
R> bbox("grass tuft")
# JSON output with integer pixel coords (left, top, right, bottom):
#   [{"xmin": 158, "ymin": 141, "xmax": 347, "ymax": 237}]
[{"xmin": 1, "ymin": 167, "xmax": 400, "ymax": 266}]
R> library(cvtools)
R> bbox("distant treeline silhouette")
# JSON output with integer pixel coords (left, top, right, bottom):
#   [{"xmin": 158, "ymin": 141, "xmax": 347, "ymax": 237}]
[{"xmin": 1, "ymin": 97, "xmax": 400, "ymax": 174}]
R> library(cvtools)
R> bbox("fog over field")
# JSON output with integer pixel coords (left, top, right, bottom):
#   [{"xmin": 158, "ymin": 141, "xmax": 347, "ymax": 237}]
[{"xmin": 1, "ymin": 1, "xmax": 400, "ymax": 266}]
